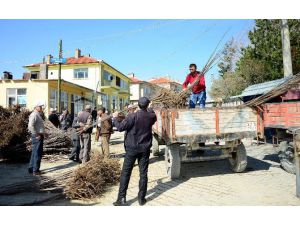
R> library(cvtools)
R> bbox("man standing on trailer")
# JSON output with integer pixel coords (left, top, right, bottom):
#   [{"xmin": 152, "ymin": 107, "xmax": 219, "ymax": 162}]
[{"xmin": 183, "ymin": 63, "xmax": 206, "ymax": 108}]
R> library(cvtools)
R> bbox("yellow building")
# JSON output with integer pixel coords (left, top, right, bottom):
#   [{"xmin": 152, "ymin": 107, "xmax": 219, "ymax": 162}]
[
  {"xmin": 23, "ymin": 49, "xmax": 131, "ymax": 112},
  {"xmin": 0, "ymin": 79, "xmax": 99, "ymax": 117}
]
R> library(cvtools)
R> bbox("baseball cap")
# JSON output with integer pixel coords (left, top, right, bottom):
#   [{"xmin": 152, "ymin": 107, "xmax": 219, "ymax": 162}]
[{"xmin": 35, "ymin": 101, "xmax": 44, "ymax": 108}]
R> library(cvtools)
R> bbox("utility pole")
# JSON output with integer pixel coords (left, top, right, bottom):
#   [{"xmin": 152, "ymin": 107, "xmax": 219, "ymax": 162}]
[
  {"xmin": 281, "ymin": 19, "xmax": 293, "ymax": 77},
  {"xmin": 57, "ymin": 39, "xmax": 63, "ymax": 113}
]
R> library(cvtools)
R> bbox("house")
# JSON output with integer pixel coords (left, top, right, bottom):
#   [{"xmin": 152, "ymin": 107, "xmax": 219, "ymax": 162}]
[
  {"xmin": 148, "ymin": 76, "xmax": 182, "ymax": 92},
  {"xmin": 128, "ymin": 73, "xmax": 159, "ymax": 105},
  {"xmin": 0, "ymin": 78, "xmax": 100, "ymax": 117},
  {"xmin": 23, "ymin": 49, "xmax": 131, "ymax": 112}
]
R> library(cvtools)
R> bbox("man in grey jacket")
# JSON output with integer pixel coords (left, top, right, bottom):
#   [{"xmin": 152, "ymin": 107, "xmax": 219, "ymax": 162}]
[
  {"xmin": 28, "ymin": 101, "xmax": 45, "ymax": 175},
  {"xmin": 78, "ymin": 105, "xmax": 93, "ymax": 163}
]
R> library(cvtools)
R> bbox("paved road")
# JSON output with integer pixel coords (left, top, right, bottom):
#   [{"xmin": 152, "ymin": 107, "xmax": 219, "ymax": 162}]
[
  {"xmin": 3, "ymin": 131, "xmax": 298, "ymax": 206},
  {"xmin": 51, "ymin": 132, "xmax": 300, "ymax": 206}
]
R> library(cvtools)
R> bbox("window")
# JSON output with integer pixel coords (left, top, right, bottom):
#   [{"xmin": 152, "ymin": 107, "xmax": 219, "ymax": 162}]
[
  {"xmin": 74, "ymin": 95, "xmax": 84, "ymax": 114},
  {"xmin": 116, "ymin": 76, "xmax": 121, "ymax": 87},
  {"xmin": 61, "ymin": 91, "xmax": 69, "ymax": 110},
  {"xmin": 119, "ymin": 98, "xmax": 123, "ymax": 109},
  {"xmin": 50, "ymin": 89, "xmax": 68, "ymax": 110},
  {"xmin": 104, "ymin": 70, "xmax": 114, "ymax": 81},
  {"xmin": 120, "ymin": 79, "xmax": 128, "ymax": 89},
  {"xmin": 101, "ymin": 94, "xmax": 108, "ymax": 109},
  {"xmin": 112, "ymin": 96, "xmax": 118, "ymax": 110},
  {"xmin": 50, "ymin": 89, "xmax": 58, "ymax": 109},
  {"xmin": 74, "ymin": 68, "xmax": 88, "ymax": 79},
  {"xmin": 6, "ymin": 88, "xmax": 27, "ymax": 107}
]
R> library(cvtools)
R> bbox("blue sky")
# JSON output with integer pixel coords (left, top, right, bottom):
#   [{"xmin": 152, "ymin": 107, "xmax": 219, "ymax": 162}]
[{"xmin": 0, "ymin": 19, "xmax": 254, "ymax": 93}]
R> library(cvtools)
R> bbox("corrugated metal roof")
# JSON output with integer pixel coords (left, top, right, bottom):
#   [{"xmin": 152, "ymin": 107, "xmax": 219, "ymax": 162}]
[{"xmin": 232, "ymin": 76, "xmax": 291, "ymax": 98}]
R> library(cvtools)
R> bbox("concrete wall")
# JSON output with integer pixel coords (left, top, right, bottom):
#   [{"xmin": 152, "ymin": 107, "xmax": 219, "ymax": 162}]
[
  {"xmin": 0, "ymin": 80, "xmax": 49, "ymax": 111},
  {"xmin": 47, "ymin": 65, "xmax": 101, "ymax": 92}
]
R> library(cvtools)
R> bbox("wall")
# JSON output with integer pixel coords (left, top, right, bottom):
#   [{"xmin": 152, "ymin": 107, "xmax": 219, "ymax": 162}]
[
  {"xmin": 0, "ymin": 80, "xmax": 49, "ymax": 112},
  {"xmin": 47, "ymin": 64, "xmax": 101, "ymax": 92},
  {"xmin": 130, "ymin": 83, "xmax": 140, "ymax": 101}
]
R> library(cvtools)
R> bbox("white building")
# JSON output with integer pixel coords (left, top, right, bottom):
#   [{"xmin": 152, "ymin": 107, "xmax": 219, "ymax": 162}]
[
  {"xmin": 23, "ymin": 49, "xmax": 131, "ymax": 112},
  {"xmin": 128, "ymin": 73, "xmax": 159, "ymax": 105}
]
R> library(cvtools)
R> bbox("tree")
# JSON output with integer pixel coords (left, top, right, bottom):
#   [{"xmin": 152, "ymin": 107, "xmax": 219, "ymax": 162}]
[
  {"xmin": 210, "ymin": 19, "xmax": 300, "ymax": 101},
  {"xmin": 209, "ymin": 72, "xmax": 247, "ymax": 101},
  {"xmin": 218, "ymin": 38, "xmax": 240, "ymax": 76},
  {"xmin": 238, "ymin": 19, "xmax": 300, "ymax": 83}
]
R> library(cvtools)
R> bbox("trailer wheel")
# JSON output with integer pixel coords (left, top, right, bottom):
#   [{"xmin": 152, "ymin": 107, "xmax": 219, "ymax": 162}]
[
  {"xmin": 151, "ymin": 134, "xmax": 160, "ymax": 157},
  {"xmin": 278, "ymin": 141, "xmax": 296, "ymax": 174},
  {"xmin": 228, "ymin": 142, "xmax": 247, "ymax": 172},
  {"xmin": 165, "ymin": 144, "xmax": 181, "ymax": 179}
]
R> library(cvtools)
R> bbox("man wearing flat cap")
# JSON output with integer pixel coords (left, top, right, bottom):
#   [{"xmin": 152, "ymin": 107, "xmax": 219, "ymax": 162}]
[
  {"xmin": 28, "ymin": 101, "xmax": 45, "ymax": 175},
  {"xmin": 112, "ymin": 97, "xmax": 157, "ymax": 206},
  {"xmin": 77, "ymin": 105, "xmax": 93, "ymax": 163}
]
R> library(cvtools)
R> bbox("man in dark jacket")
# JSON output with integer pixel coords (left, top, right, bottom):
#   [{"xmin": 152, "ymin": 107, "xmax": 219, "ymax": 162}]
[
  {"xmin": 78, "ymin": 105, "xmax": 93, "ymax": 163},
  {"xmin": 48, "ymin": 108, "xmax": 60, "ymax": 128},
  {"xmin": 112, "ymin": 97, "xmax": 157, "ymax": 206},
  {"xmin": 69, "ymin": 111, "xmax": 82, "ymax": 162}
]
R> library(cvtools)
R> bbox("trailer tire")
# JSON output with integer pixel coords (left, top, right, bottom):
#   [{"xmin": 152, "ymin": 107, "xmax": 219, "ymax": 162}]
[
  {"xmin": 151, "ymin": 135, "xmax": 160, "ymax": 157},
  {"xmin": 278, "ymin": 141, "xmax": 296, "ymax": 174},
  {"xmin": 165, "ymin": 144, "xmax": 181, "ymax": 179},
  {"xmin": 228, "ymin": 142, "xmax": 247, "ymax": 173}
]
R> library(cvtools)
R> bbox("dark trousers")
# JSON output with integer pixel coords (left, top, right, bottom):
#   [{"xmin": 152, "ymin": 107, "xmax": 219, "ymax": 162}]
[
  {"xmin": 117, "ymin": 149, "xmax": 150, "ymax": 200},
  {"xmin": 29, "ymin": 135, "xmax": 44, "ymax": 172},
  {"xmin": 69, "ymin": 137, "xmax": 80, "ymax": 160}
]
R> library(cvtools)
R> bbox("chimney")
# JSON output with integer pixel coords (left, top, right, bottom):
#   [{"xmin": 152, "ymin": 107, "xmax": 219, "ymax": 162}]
[
  {"xmin": 128, "ymin": 73, "xmax": 135, "ymax": 78},
  {"xmin": 84, "ymin": 54, "xmax": 91, "ymax": 58},
  {"xmin": 46, "ymin": 54, "xmax": 52, "ymax": 64},
  {"xmin": 75, "ymin": 49, "xmax": 81, "ymax": 58},
  {"xmin": 3, "ymin": 71, "xmax": 13, "ymax": 80}
]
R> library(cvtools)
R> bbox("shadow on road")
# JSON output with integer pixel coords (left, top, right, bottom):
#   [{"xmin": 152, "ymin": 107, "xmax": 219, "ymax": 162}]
[
  {"xmin": 125, "ymin": 154, "xmax": 276, "ymax": 205},
  {"xmin": 41, "ymin": 161, "xmax": 77, "ymax": 173}
]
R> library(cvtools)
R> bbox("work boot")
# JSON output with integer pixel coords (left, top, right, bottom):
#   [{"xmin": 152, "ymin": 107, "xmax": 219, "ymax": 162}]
[
  {"xmin": 113, "ymin": 197, "xmax": 127, "ymax": 206},
  {"xmin": 28, "ymin": 168, "xmax": 33, "ymax": 174},
  {"xmin": 138, "ymin": 198, "xmax": 147, "ymax": 206}
]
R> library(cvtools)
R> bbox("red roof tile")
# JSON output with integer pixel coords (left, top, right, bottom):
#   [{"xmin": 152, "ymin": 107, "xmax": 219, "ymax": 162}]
[
  {"xmin": 26, "ymin": 56, "xmax": 99, "ymax": 67},
  {"xmin": 130, "ymin": 76, "xmax": 142, "ymax": 83},
  {"xmin": 66, "ymin": 57, "xmax": 98, "ymax": 64},
  {"xmin": 148, "ymin": 77, "xmax": 180, "ymax": 84}
]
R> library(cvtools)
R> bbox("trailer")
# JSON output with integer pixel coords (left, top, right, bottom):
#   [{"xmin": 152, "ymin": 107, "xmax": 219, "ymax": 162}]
[{"xmin": 151, "ymin": 106, "xmax": 259, "ymax": 179}]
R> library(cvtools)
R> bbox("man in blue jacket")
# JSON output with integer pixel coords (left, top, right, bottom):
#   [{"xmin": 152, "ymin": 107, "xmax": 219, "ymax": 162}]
[{"xmin": 113, "ymin": 97, "xmax": 157, "ymax": 206}]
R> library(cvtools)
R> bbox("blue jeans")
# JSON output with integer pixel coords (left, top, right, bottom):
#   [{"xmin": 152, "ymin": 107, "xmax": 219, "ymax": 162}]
[
  {"xmin": 29, "ymin": 134, "xmax": 44, "ymax": 173},
  {"xmin": 189, "ymin": 91, "xmax": 206, "ymax": 108}
]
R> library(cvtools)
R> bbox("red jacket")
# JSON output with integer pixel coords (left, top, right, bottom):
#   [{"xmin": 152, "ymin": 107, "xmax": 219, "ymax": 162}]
[{"xmin": 182, "ymin": 71, "xmax": 206, "ymax": 94}]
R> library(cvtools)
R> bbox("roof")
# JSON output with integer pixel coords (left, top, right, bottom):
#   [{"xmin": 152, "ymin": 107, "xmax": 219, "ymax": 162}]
[
  {"xmin": 233, "ymin": 76, "xmax": 291, "ymax": 98},
  {"xmin": 148, "ymin": 77, "xmax": 181, "ymax": 85},
  {"xmin": 244, "ymin": 73, "xmax": 300, "ymax": 107},
  {"xmin": 129, "ymin": 76, "xmax": 142, "ymax": 83},
  {"xmin": 24, "ymin": 56, "xmax": 99, "ymax": 67}
]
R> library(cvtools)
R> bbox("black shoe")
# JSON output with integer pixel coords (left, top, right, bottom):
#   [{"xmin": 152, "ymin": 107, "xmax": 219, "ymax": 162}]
[
  {"xmin": 69, "ymin": 156, "xmax": 74, "ymax": 161},
  {"xmin": 138, "ymin": 198, "xmax": 147, "ymax": 206},
  {"xmin": 113, "ymin": 197, "xmax": 127, "ymax": 206},
  {"xmin": 28, "ymin": 168, "xmax": 33, "ymax": 174}
]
